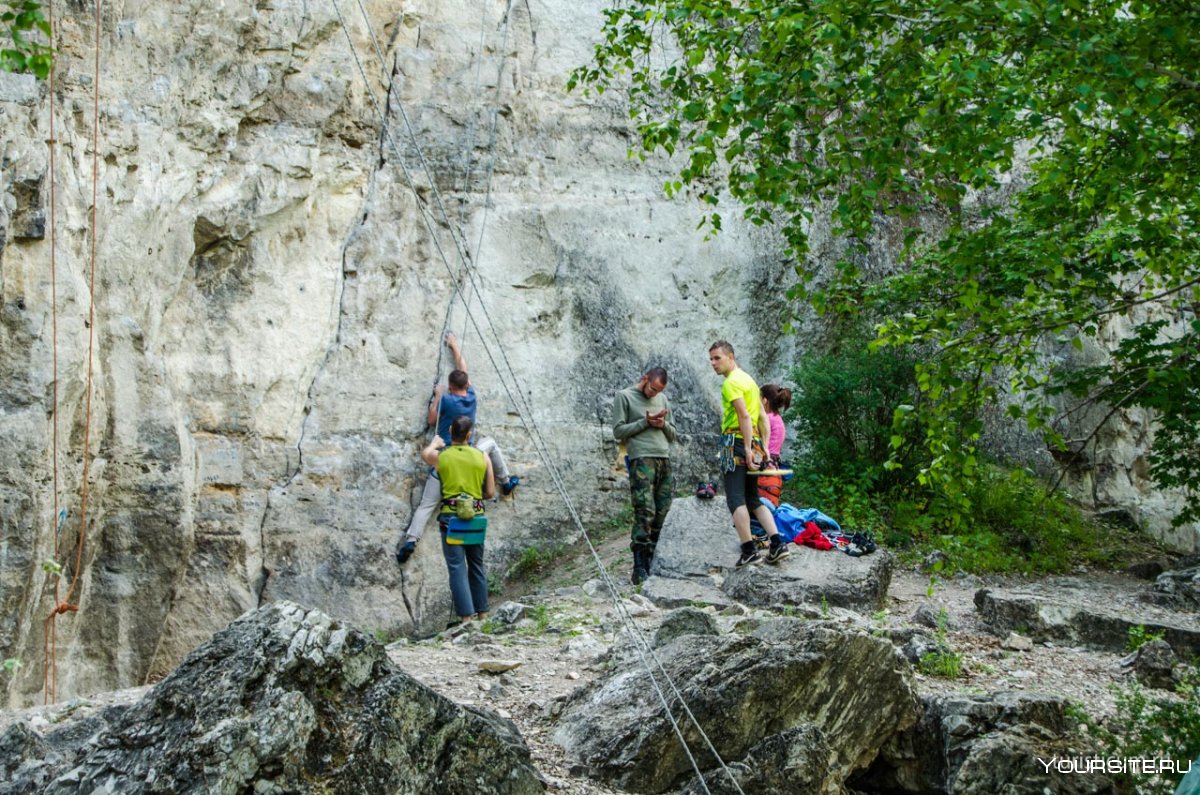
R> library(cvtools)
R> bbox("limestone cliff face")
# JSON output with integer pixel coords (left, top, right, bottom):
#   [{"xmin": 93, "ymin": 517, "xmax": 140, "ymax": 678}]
[
  {"xmin": 0, "ymin": 0, "xmax": 1192, "ymax": 709},
  {"xmin": 0, "ymin": 0, "xmax": 795, "ymax": 706}
]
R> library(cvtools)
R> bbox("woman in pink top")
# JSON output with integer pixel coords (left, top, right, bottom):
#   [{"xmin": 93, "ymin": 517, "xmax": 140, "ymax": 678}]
[{"xmin": 760, "ymin": 384, "xmax": 792, "ymax": 464}]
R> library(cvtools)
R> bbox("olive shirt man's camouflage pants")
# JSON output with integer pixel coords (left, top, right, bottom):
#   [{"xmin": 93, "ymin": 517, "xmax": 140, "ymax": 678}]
[{"xmin": 629, "ymin": 456, "xmax": 672, "ymax": 551}]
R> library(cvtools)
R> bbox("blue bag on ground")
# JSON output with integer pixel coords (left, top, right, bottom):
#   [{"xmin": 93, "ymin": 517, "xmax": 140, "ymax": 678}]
[{"xmin": 773, "ymin": 504, "xmax": 841, "ymax": 542}]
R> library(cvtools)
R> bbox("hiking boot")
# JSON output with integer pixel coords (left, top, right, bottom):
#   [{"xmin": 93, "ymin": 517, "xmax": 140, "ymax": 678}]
[
  {"xmin": 501, "ymin": 475, "xmax": 520, "ymax": 496},
  {"xmin": 766, "ymin": 538, "xmax": 791, "ymax": 564},
  {"xmin": 631, "ymin": 549, "xmax": 651, "ymax": 585},
  {"xmin": 736, "ymin": 548, "xmax": 763, "ymax": 567},
  {"xmin": 395, "ymin": 540, "xmax": 416, "ymax": 565}
]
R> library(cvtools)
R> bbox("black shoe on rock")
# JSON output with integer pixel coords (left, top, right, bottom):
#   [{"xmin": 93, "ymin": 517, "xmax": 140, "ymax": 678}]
[{"xmin": 729, "ymin": 542, "xmax": 758, "ymax": 566}]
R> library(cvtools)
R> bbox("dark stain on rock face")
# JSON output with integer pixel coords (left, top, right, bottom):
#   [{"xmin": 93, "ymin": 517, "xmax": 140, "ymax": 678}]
[
  {"xmin": 557, "ymin": 249, "xmax": 721, "ymax": 484},
  {"xmin": 10, "ymin": 177, "xmax": 46, "ymax": 241},
  {"xmin": 190, "ymin": 216, "xmax": 255, "ymax": 310}
]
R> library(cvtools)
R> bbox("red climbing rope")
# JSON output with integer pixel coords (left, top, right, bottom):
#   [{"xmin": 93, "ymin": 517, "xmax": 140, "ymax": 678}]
[
  {"xmin": 43, "ymin": 0, "xmax": 103, "ymax": 705},
  {"xmin": 42, "ymin": 0, "xmax": 59, "ymax": 705}
]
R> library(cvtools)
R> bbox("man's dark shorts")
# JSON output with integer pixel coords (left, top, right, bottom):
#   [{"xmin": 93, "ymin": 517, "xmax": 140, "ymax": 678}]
[{"xmin": 723, "ymin": 438, "xmax": 758, "ymax": 513}]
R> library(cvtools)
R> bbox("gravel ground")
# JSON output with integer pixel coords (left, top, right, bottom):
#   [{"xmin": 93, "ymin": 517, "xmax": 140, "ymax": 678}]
[{"xmin": 885, "ymin": 569, "xmax": 1127, "ymax": 718}]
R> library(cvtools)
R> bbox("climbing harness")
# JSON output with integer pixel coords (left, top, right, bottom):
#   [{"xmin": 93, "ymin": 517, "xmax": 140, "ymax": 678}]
[{"xmin": 330, "ymin": 3, "xmax": 744, "ymax": 792}]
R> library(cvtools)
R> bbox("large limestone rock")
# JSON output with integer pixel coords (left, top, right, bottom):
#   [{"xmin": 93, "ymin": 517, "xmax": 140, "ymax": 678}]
[
  {"xmin": 856, "ymin": 691, "xmax": 1114, "ymax": 795},
  {"xmin": 651, "ymin": 496, "xmax": 893, "ymax": 612},
  {"xmin": 652, "ymin": 606, "xmax": 719, "ymax": 647},
  {"xmin": 1148, "ymin": 565, "xmax": 1200, "ymax": 609},
  {"xmin": 722, "ymin": 547, "xmax": 894, "ymax": 613},
  {"xmin": 0, "ymin": 602, "xmax": 542, "ymax": 794},
  {"xmin": 974, "ymin": 580, "xmax": 1200, "ymax": 656},
  {"xmin": 639, "ymin": 575, "xmax": 733, "ymax": 610},
  {"xmin": 0, "ymin": 0, "xmax": 798, "ymax": 706},
  {"xmin": 552, "ymin": 616, "xmax": 920, "ymax": 793},
  {"xmin": 678, "ymin": 725, "xmax": 842, "ymax": 795}
]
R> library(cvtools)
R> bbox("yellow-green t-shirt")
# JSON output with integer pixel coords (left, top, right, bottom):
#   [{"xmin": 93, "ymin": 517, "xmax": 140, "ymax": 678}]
[
  {"xmin": 721, "ymin": 368, "xmax": 761, "ymax": 437},
  {"xmin": 437, "ymin": 444, "xmax": 487, "ymax": 515}
]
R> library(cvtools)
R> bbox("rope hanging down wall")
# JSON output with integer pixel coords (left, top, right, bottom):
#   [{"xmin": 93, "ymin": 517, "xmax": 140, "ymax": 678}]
[
  {"xmin": 330, "ymin": 4, "xmax": 744, "ymax": 793},
  {"xmin": 43, "ymin": 0, "xmax": 61, "ymax": 705},
  {"xmin": 41, "ymin": 0, "xmax": 103, "ymax": 705}
]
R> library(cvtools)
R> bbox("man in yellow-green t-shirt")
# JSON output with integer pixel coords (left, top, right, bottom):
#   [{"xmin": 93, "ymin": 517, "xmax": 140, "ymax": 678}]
[
  {"xmin": 421, "ymin": 415, "xmax": 496, "ymax": 624},
  {"xmin": 708, "ymin": 340, "xmax": 789, "ymax": 567}
]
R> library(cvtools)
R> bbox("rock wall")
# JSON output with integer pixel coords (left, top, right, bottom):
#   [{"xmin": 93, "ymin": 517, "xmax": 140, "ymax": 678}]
[
  {"xmin": 0, "ymin": 0, "xmax": 1193, "ymax": 710},
  {"xmin": 0, "ymin": 0, "xmax": 795, "ymax": 707}
]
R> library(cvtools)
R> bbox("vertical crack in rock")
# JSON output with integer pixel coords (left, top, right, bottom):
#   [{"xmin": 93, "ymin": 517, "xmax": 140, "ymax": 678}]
[
  {"xmin": 397, "ymin": 566, "xmax": 416, "ymax": 629},
  {"xmin": 253, "ymin": 50, "xmax": 403, "ymax": 609},
  {"xmin": 252, "ymin": 500, "xmax": 273, "ymax": 606}
]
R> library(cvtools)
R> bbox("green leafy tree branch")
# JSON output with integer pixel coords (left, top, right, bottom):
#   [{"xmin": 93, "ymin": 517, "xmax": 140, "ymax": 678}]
[
  {"xmin": 1, "ymin": 0, "xmax": 51, "ymax": 79},
  {"xmin": 573, "ymin": 0, "xmax": 1200, "ymax": 523}
]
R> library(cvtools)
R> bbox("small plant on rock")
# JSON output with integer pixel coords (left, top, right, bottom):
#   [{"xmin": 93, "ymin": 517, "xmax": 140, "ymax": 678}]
[
  {"xmin": 506, "ymin": 543, "xmax": 563, "ymax": 583},
  {"xmin": 1074, "ymin": 667, "xmax": 1200, "ymax": 794},
  {"xmin": 1127, "ymin": 624, "xmax": 1166, "ymax": 653},
  {"xmin": 918, "ymin": 608, "xmax": 964, "ymax": 679},
  {"xmin": 522, "ymin": 604, "xmax": 551, "ymax": 635},
  {"xmin": 918, "ymin": 648, "xmax": 964, "ymax": 678}
]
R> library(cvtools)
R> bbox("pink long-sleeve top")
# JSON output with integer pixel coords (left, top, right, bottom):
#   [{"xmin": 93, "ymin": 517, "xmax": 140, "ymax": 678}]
[{"xmin": 767, "ymin": 412, "xmax": 785, "ymax": 458}]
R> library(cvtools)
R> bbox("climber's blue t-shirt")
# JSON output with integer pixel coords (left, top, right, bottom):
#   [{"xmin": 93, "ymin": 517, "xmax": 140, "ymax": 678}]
[{"xmin": 436, "ymin": 387, "xmax": 477, "ymax": 442}]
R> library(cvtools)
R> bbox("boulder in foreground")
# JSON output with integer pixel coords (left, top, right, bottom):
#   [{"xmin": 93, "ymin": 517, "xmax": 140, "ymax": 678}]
[
  {"xmin": 0, "ymin": 602, "xmax": 542, "ymax": 794},
  {"xmin": 553, "ymin": 617, "xmax": 919, "ymax": 793},
  {"xmin": 652, "ymin": 496, "xmax": 894, "ymax": 612}
]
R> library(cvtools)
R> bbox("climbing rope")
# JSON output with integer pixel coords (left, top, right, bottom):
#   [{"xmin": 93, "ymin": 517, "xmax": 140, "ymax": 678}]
[
  {"xmin": 331, "ymin": 5, "xmax": 741, "ymax": 793},
  {"xmin": 43, "ymin": 0, "xmax": 103, "ymax": 705},
  {"xmin": 449, "ymin": 0, "xmax": 513, "ymax": 351},
  {"xmin": 42, "ymin": 0, "xmax": 59, "ymax": 706},
  {"xmin": 353, "ymin": 0, "xmax": 512, "ymax": 396},
  {"xmin": 453, "ymin": 0, "xmax": 491, "ymax": 231}
]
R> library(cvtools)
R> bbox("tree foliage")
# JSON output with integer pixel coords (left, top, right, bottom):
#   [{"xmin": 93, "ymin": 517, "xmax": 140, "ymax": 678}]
[
  {"xmin": 1, "ymin": 1, "xmax": 51, "ymax": 79},
  {"xmin": 572, "ymin": 0, "xmax": 1200, "ymax": 524},
  {"xmin": 787, "ymin": 331, "xmax": 927, "ymax": 491}
]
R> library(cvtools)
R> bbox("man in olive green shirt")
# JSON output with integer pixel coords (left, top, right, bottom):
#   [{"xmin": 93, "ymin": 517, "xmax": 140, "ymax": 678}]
[{"xmin": 611, "ymin": 367, "xmax": 677, "ymax": 584}]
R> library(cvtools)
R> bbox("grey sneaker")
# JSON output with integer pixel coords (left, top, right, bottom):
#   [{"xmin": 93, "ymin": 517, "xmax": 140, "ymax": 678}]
[
  {"xmin": 766, "ymin": 539, "xmax": 791, "ymax": 564},
  {"xmin": 736, "ymin": 548, "xmax": 763, "ymax": 567}
]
